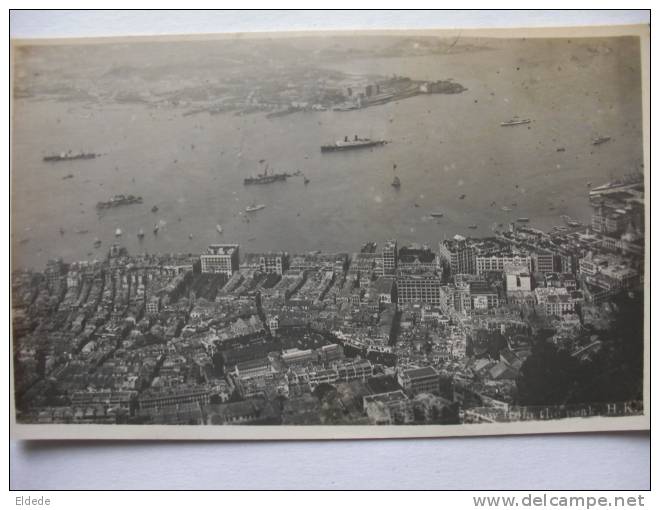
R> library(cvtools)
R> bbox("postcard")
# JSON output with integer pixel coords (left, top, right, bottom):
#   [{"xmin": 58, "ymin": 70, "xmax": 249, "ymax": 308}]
[{"xmin": 10, "ymin": 24, "xmax": 649, "ymax": 439}]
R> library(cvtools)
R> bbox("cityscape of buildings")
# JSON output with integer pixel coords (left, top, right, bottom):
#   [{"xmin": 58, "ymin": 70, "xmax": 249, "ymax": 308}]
[{"xmin": 11, "ymin": 174, "xmax": 645, "ymax": 426}]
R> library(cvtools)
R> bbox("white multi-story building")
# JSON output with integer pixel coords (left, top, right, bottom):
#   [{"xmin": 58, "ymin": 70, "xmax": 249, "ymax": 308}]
[
  {"xmin": 396, "ymin": 274, "xmax": 443, "ymax": 305},
  {"xmin": 476, "ymin": 254, "xmax": 531, "ymax": 275},
  {"xmin": 504, "ymin": 264, "xmax": 532, "ymax": 293},
  {"xmin": 259, "ymin": 253, "xmax": 287, "ymax": 275},
  {"xmin": 382, "ymin": 240, "xmax": 398, "ymax": 276},
  {"xmin": 437, "ymin": 239, "xmax": 476, "ymax": 275}
]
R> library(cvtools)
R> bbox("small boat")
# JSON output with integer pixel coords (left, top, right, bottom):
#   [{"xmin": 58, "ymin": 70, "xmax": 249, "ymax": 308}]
[
  {"xmin": 459, "ymin": 194, "xmax": 466, "ymax": 200},
  {"xmin": 189, "ymin": 233, "xmax": 193, "ymax": 239},
  {"xmin": 74, "ymin": 229, "xmax": 89, "ymax": 234},
  {"xmin": 413, "ymin": 203, "xmax": 420, "ymax": 208},
  {"xmin": 592, "ymin": 136, "xmax": 611, "ymax": 146},
  {"xmin": 391, "ymin": 176, "xmax": 401, "ymax": 188},
  {"xmin": 468, "ymin": 224, "xmax": 478, "ymax": 229},
  {"xmin": 153, "ymin": 223, "xmax": 160, "ymax": 234},
  {"xmin": 62, "ymin": 174, "xmax": 74, "ymax": 180},
  {"xmin": 137, "ymin": 228, "xmax": 145, "ymax": 239},
  {"xmin": 59, "ymin": 228, "xmax": 65, "ymax": 236},
  {"xmin": 517, "ymin": 217, "xmax": 530, "ymax": 223},
  {"xmin": 245, "ymin": 203, "xmax": 266, "ymax": 213},
  {"xmin": 216, "ymin": 224, "xmax": 223, "ymax": 234},
  {"xmin": 93, "ymin": 238, "xmax": 102, "ymax": 248},
  {"xmin": 430, "ymin": 212, "xmax": 444, "ymax": 218},
  {"xmin": 501, "ymin": 206, "xmax": 512, "ymax": 212},
  {"xmin": 303, "ymin": 177, "xmax": 310, "ymax": 185},
  {"xmin": 115, "ymin": 228, "xmax": 122, "ymax": 237},
  {"xmin": 151, "ymin": 205, "xmax": 159, "ymax": 213}
]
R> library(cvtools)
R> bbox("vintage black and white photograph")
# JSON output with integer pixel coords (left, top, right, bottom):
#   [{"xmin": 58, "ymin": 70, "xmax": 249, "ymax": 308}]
[{"xmin": 10, "ymin": 25, "xmax": 649, "ymax": 439}]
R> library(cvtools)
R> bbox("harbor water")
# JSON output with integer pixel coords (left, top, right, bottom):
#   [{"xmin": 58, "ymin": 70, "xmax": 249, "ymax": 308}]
[{"xmin": 11, "ymin": 38, "xmax": 643, "ymax": 269}]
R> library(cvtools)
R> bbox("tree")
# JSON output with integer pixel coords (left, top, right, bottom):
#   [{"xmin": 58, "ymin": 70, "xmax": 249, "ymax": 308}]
[
  {"xmin": 517, "ymin": 292, "xmax": 645, "ymax": 407},
  {"xmin": 516, "ymin": 339, "xmax": 580, "ymax": 406}
]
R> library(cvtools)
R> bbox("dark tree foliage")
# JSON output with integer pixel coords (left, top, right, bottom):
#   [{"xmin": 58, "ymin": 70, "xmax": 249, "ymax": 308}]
[
  {"xmin": 517, "ymin": 292, "xmax": 644, "ymax": 406},
  {"xmin": 516, "ymin": 338, "xmax": 580, "ymax": 406},
  {"xmin": 469, "ymin": 329, "xmax": 508, "ymax": 360},
  {"xmin": 312, "ymin": 382, "xmax": 336, "ymax": 401}
]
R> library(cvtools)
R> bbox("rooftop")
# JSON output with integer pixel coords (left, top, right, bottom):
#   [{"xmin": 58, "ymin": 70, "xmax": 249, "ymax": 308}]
[
  {"xmin": 364, "ymin": 390, "xmax": 408, "ymax": 405},
  {"xmin": 205, "ymin": 244, "xmax": 239, "ymax": 256},
  {"xmin": 402, "ymin": 366, "xmax": 438, "ymax": 379}
]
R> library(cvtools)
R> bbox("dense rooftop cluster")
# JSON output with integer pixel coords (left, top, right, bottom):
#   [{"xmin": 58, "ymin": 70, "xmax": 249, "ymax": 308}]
[{"xmin": 12, "ymin": 181, "xmax": 645, "ymax": 425}]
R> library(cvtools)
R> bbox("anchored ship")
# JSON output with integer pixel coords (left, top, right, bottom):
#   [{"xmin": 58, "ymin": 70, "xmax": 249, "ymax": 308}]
[
  {"xmin": 44, "ymin": 151, "xmax": 99, "ymax": 162},
  {"xmin": 391, "ymin": 176, "xmax": 401, "ymax": 188},
  {"xmin": 321, "ymin": 135, "xmax": 387, "ymax": 153},
  {"xmin": 96, "ymin": 194, "xmax": 143, "ymax": 210},
  {"xmin": 244, "ymin": 165, "xmax": 288, "ymax": 185},
  {"xmin": 500, "ymin": 117, "xmax": 531, "ymax": 127}
]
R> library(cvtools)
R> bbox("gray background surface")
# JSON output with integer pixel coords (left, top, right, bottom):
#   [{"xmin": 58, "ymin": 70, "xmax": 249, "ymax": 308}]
[{"xmin": 10, "ymin": 10, "xmax": 650, "ymax": 490}]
